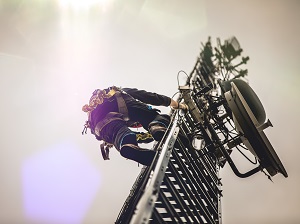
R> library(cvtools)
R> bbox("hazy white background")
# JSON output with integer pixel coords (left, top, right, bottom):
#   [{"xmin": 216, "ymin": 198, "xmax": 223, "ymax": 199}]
[{"xmin": 0, "ymin": 0, "xmax": 299, "ymax": 223}]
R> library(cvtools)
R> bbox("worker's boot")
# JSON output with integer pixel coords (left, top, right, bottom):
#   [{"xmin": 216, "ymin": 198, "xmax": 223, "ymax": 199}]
[
  {"xmin": 120, "ymin": 144, "xmax": 156, "ymax": 166},
  {"xmin": 149, "ymin": 124, "xmax": 167, "ymax": 141},
  {"xmin": 149, "ymin": 123, "xmax": 191, "ymax": 148}
]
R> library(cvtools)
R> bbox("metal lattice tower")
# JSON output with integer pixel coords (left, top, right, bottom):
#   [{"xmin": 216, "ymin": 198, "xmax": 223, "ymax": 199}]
[{"xmin": 115, "ymin": 36, "xmax": 287, "ymax": 224}]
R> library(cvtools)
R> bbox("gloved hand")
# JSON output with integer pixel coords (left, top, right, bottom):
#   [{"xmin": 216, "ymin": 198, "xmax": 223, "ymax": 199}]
[
  {"xmin": 170, "ymin": 99, "xmax": 188, "ymax": 111},
  {"xmin": 171, "ymin": 102, "xmax": 188, "ymax": 111},
  {"xmin": 178, "ymin": 103, "xmax": 189, "ymax": 111}
]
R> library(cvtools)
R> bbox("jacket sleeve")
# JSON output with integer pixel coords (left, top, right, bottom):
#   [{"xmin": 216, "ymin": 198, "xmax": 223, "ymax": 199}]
[{"xmin": 121, "ymin": 87, "xmax": 171, "ymax": 107}]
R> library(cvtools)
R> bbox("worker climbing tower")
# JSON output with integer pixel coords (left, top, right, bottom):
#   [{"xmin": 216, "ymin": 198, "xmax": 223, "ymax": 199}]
[{"xmin": 115, "ymin": 37, "xmax": 288, "ymax": 224}]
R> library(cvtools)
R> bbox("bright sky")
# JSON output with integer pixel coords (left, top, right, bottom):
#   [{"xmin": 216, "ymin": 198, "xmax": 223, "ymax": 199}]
[{"xmin": 0, "ymin": 0, "xmax": 299, "ymax": 223}]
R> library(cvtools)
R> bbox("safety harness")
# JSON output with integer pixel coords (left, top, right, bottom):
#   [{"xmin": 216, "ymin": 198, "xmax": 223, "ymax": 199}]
[
  {"xmin": 82, "ymin": 86, "xmax": 153, "ymax": 160},
  {"xmin": 82, "ymin": 86, "xmax": 128, "ymax": 133}
]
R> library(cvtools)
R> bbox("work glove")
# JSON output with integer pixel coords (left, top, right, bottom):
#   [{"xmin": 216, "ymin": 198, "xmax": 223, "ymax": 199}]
[
  {"xmin": 172, "ymin": 102, "xmax": 189, "ymax": 112},
  {"xmin": 178, "ymin": 103, "xmax": 189, "ymax": 112}
]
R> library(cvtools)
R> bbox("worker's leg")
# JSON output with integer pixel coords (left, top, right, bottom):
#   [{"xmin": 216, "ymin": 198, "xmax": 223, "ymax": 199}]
[
  {"xmin": 100, "ymin": 120, "xmax": 155, "ymax": 166},
  {"xmin": 148, "ymin": 114, "xmax": 170, "ymax": 141},
  {"xmin": 128, "ymin": 106, "xmax": 190, "ymax": 145},
  {"xmin": 149, "ymin": 116, "xmax": 191, "ymax": 147},
  {"xmin": 127, "ymin": 104, "xmax": 170, "ymax": 141}
]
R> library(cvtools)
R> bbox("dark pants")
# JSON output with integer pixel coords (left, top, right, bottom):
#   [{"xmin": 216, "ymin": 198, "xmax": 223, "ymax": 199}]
[{"xmin": 100, "ymin": 103, "xmax": 170, "ymax": 150}]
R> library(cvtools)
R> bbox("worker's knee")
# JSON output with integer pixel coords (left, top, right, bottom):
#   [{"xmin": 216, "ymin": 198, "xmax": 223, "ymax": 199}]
[
  {"xmin": 100, "ymin": 120, "xmax": 133, "ymax": 150},
  {"xmin": 148, "ymin": 114, "xmax": 170, "ymax": 129}
]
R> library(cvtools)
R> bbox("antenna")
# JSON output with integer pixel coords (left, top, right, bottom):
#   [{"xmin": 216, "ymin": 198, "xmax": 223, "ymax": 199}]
[{"xmin": 115, "ymin": 36, "xmax": 288, "ymax": 224}]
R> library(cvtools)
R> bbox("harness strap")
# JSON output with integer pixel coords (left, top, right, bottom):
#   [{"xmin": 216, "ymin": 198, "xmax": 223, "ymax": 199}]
[
  {"xmin": 100, "ymin": 142, "xmax": 113, "ymax": 160},
  {"xmin": 114, "ymin": 91, "xmax": 129, "ymax": 121},
  {"xmin": 94, "ymin": 112, "xmax": 124, "ymax": 137}
]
